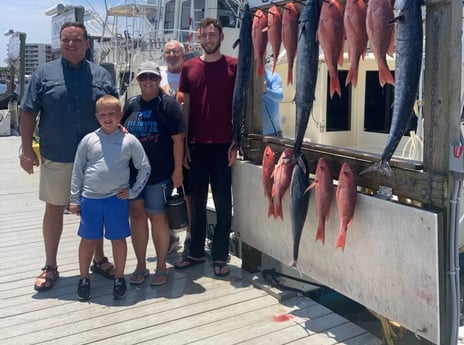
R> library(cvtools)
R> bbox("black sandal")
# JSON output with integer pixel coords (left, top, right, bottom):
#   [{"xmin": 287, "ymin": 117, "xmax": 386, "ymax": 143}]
[
  {"xmin": 213, "ymin": 262, "xmax": 230, "ymax": 277},
  {"xmin": 90, "ymin": 257, "xmax": 115, "ymax": 279},
  {"xmin": 174, "ymin": 256, "xmax": 206, "ymax": 269},
  {"xmin": 34, "ymin": 265, "xmax": 59, "ymax": 291}
]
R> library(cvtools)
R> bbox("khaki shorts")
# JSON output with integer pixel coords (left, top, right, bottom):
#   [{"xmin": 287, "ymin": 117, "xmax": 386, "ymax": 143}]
[{"xmin": 39, "ymin": 159, "xmax": 74, "ymax": 206}]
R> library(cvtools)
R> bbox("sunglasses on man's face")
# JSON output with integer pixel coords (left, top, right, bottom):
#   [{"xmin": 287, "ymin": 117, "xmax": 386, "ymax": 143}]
[{"xmin": 138, "ymin": 74, "xmax": 159, "ymax": 81}]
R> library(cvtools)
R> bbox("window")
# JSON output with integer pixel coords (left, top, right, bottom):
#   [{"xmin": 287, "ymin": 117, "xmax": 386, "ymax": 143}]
[
  {"xmin": 164, "ymin": 1, "xmax": 175, "ymax": 33},
  {"xmin": 217, "ymin": 0, "xmax": 238, "ymax": 28},
  {"xmin": 326, "ymin": 71, "xmax": 350, "ymax": 131},
  {"xmin": 363, "ymin": 70, "xmax": 417, "ymax": 135}
]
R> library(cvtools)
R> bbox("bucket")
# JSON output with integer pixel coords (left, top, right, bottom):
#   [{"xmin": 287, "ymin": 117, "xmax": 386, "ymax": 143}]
[{"xmin": 164, "ymin": 185, "xmax": 188, "ymax": 232}]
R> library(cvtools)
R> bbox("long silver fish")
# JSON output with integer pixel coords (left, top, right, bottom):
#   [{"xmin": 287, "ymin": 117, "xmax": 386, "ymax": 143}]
[
  {"xmin": 290, "ymin": 153, "xmax": 311, "ymax": 271},
  {"xmin": 294, "ymin": 0, "xmax": 321, "ymax": 156},
  {"xmin": 360, "ymin": 0, "xmax": 422, "ymax": 176},
  {"xmin": 232, "ymin": 2, "xmax": 253, "ymax": 149}
]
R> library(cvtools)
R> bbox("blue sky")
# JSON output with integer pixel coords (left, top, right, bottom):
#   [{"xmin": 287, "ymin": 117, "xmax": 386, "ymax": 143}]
[{"xmin": 0, "ymin": 0, "xmax": 110, "ymax": 67}]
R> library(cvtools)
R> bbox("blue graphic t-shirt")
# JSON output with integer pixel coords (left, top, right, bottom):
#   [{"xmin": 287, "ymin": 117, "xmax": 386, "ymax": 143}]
[{"xmin": 122, "ymin": 93, "xmax": 185, "ymax": 185}]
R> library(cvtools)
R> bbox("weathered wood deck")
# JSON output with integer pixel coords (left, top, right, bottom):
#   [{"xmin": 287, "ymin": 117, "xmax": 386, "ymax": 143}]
[{"xmin": 0, "ymin": 136, "xmax": 382, "ymax": 345}]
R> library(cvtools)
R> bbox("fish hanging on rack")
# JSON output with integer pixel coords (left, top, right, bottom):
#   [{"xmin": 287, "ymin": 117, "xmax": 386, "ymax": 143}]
[
  {"xmin": 344, "ymin": 0, "xmax": 368, "ymax": 88},
  {"xmin": 266, "ymin": 5, "xmax": 283, "ymax": 73},
  {"xmin": 335, "ymin": 162, "xmax": 357, "ymax": 251},
  {"xmin": 232, "ymin": 2, "xmax": 253, "ymax": 148},
  {"xmin": 252, "ymin": 9, "xmax": 268, "ymax": 76},
  {"xmin": 306, "ymin": 157, "xmax": 334, "ymax": 244},
  {"xmin": 366, "ymin": 0, "xmax": 395, "ymax": 88},
  {"xmin": 281, "ymin": 2, "xmax": 299, "ymax": 85},
  {"xmin": 290, "ymin": 153, "xmax": 311, "ymax": 271},
  {"xmin": 272, "ymin": 148, "xmax": 295, "ymax": 220},
  {"xmin": 293, "ymin": 0, "xmax": 321, "ymax": 156},
  {"xmin": 262, "ymin": 145, "xmax": 276, "ymax": 218},
  {"xmin": 317, "ymin": 0, "xmax": 344, "ymax": 99},
  {"xmin": 361, "ymin": 0, "xmax": 422, "ymax": 176}
]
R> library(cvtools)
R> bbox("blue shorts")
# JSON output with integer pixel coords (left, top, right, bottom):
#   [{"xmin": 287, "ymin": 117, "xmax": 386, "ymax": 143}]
[
  {"xmin": 134, "ymin": 179, "xmax": 172, "ymax": 215},
  {"xmin": 78, "ymin": 196, "xmax": 130, "ymax": 240}
]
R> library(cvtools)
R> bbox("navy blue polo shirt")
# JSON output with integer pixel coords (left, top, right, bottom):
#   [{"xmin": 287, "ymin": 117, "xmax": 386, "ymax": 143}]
[{"xmin": 21, "ymin": 58, "xmax": 118, "ymax": 162}]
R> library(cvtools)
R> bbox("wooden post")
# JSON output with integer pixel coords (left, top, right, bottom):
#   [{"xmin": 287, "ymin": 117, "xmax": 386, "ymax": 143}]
[{"xmin": 423, "ymin": 0, "xmax": 462, "ymax": 343}]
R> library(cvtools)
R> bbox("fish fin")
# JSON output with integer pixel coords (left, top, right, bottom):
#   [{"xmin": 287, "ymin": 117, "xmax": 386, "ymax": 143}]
[
  {"xmin": 305, "ymin": 180, "xmax": 317, "ymax": 193},
  {"xmin": 267, "ymin": 200, "xmax": 275, "ymax": 218},
  {"xmin": 359, "ymin": 160, "xmax": 392, "ymax": 176},
  {"xmin": 329, "ymin": 74, "xmax": 342, "ymax": 99},
  {"xmin": 337, "ymin": 43, "xmax": 344, "ymax": 68},
  {"xmin": 274, "ymin": 199, "xmax": 283, "ymax": 220},
  {"xmin": 287, "ymin": 64, "xmax": 293, "ymax": 86},
  {"xmin": 257, "ymin": 60, "xmax": 265, "ymax": 76},
  {"xmin": 335, "ymin": 231, "xmax": 346, "ymax": 251},
  {"xmin": 315, "ymin": 224, "xmax": 325, "ymax": 244},
  {"xmin": 289, "ymin": 260, "xmax": 302, "ymax": 276},
  {"xmin": 345, "ymin": 66, "xmax": 358, "ymax": 88},
  {"xmin": 378, "ymin": 66, "xmax": 395, "ymax": 87},
  {"xmin": 387, "ymin": 26, "xmax": 395, "ymax": 57}
]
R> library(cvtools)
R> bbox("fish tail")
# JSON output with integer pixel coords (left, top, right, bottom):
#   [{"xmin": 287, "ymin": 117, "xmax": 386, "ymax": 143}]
[
  {"xmin": 378, "ymin": 65, "xmax": 395, "ymax": 87},
  {"xmin": 287, "ymin": 63, "xmax": 294, "ymax": 86},
  {"xmin": 315, "ymin": 224, "xmax": 325, "ymax": 244},
  {"xmin": 274, "ymin": 199, "xmax": 283, "ymax": 220},
  {"xmin": 345, "ymin": 66, "xmax": 358, "ymax": 88},
  {"xmin": 329, "ymin": 74, "xmax": 341, "ymax": 99},
  {"xmin": 335, "ymin": 231, "xmax": 346, "ymax": 251},
  {"xmin": 289, "ymin": 260, "xmax": 302, "ymax": 276},
  {"xmin": 359, "ymin": 160, "xmax": 392, "ymax": 176},
  {"xmin": 267, "ymin": 200, "xmax": 275, "ymax": 218},
  {"xmin": 257, "ymin": 60, "xmax": 265, "ymax": 76}
]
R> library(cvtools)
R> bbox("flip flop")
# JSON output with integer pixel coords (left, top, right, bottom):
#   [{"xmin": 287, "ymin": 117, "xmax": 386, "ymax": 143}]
[
  {"xmin": 150, "ymin": 271, "xmax": 168, "ymax": 286},
  {"xmin": 129, "ymin": 269, "xmax": 149, "ymax": 285},
  {"xmin": 213, "ymin": 262, "xmax": 230, "ymax": 277},
  {"xmin": 174, "ymin": 256, "xmax": 206, "ymax": 270}
]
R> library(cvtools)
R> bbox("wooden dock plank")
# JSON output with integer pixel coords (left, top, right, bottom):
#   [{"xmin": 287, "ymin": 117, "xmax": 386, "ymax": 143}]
[{"xmin": 0, "ymin": 136, "xmax": 383, "ymax": 345}]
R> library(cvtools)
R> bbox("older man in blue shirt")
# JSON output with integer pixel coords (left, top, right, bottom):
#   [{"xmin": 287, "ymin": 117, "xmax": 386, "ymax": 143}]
[{"xmin": 263, "ymin": 68, "xmax": 283, "ymax": 137}]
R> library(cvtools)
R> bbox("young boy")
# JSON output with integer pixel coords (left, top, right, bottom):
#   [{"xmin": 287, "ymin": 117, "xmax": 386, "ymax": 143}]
[{"xmin": 69, "ymin": 95, "xmax": 151, "ymax": 301}]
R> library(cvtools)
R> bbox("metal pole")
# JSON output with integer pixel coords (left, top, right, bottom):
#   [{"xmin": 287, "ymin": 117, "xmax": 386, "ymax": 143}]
[{"xmin": 18, "ymin": 32, "xmax": 26, "ymax": 101}]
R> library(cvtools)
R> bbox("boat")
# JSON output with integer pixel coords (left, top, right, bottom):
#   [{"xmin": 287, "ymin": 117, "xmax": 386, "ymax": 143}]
[{"xmin": 89, "ymin": 0, "xmax": 242, "ymax": 101}]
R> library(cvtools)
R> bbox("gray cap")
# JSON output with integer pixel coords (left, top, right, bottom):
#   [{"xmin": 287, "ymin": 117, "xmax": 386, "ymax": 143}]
[{"xmin": 137, "ymin": 61, "xmax": 161, "ymax": 77}]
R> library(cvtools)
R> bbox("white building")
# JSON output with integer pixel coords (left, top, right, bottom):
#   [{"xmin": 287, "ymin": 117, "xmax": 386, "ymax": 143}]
[{"xmin": 24, "ymin": 43, "xmax": 52, "ymax": 75}]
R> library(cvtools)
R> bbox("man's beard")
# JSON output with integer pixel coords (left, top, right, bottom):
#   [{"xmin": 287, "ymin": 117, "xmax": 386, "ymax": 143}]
[{"xmin": 201, "ymin": 41, "xmax": 221, "ymax": 55}]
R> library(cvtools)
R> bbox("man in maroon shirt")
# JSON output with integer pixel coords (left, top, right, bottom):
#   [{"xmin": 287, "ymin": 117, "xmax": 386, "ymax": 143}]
[{"xmin": 175, "ymin": 18, "xmax": 237, "ymax": 277}]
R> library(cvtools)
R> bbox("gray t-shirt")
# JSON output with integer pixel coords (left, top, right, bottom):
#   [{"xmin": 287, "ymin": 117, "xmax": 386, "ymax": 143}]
[{"xmin": 70, "ymin": 128, "xmax": 151, "ymax": 204}]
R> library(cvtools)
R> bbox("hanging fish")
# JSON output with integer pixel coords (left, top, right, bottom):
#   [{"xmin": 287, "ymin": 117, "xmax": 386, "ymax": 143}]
[
  {"xmin": 262, "ymin": 145, "xmax": 275, "ymax": 218},
  {"xmin": 232, "ymin": 2, "xmax": 253, "ymax": 147},
  {"xmin": 317, "ymin": 0, "xmax": 344, "ymax": 99},
  {"xmin": 361, "ymin": 0, "xmax": 422, "ymax": 176},
  {"xmin": 335, "ymin": 162, "xmax": 357, "ymax": 251},
  {"xmin": 281, "ymin": 2, "xmax": 299, "ymax": 85},
  {"xmin": 266, "ymin": 5, "xmax": 283, "ymax": 73},
  {"xmin": 294, "ymin": 0, "xmax": 321, "ymax": 156},
  {"xmin": 306, "ymin": 157, "xmax": 334, "ymax": 244},
  {"xmin": 366, "ymin": 0, "xmax": 395, "ymax": 87},
  {"xmin": 344, "ymin": 0, "xmax": 368, "ymax": 88},
  {"xmin": 252, "ymin": 9, "xmax": 268, "ymax": 76},
  {"xmin": 289, "ymin": 153, "xmax": 311, "ymax": 271},
  {"xmin": 271, "ymin": 148, "xmax": 295, "ymax": 220}
]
